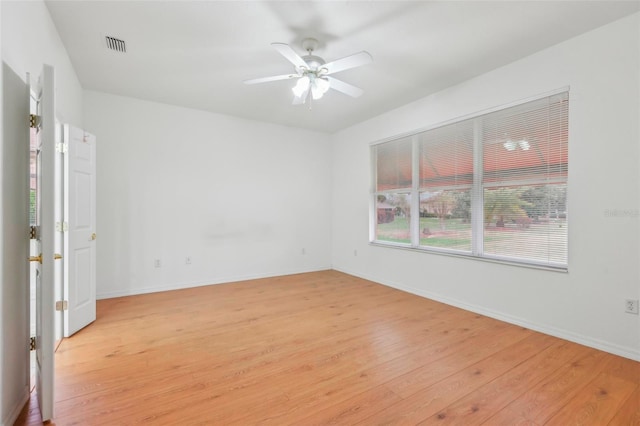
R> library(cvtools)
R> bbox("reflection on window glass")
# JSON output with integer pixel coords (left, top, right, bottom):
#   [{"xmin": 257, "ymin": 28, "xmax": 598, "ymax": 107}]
[
  {"xmin": 483, "ymin": 184, "xmax": 567, "ymax": 264},
  {"xmin": 30, "ymin": 128, "xmax": 38, "ymax": 226},
  {"xmin": 376, "ymin": 193, "xmax": 411, "ymax": 244},
  {"xmin": 419, "ymin": 190, "xmax": 472, "ymax": 251}
]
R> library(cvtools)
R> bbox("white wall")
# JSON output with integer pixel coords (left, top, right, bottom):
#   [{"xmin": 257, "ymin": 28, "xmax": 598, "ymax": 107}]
[
  {"xmin": 84, "ymin": 91, "xmax": 332, "ymax": 299},
  {"xmin": 1, "ymin": 1, "xmax": 83, "ymax": 424},
  {"xmin": 2, "ymin": 0, "xmax": 83, "ymax": 126},
  {"xmin": 331, "ymin": 13, "xmax": 640, "ymax": 360}
]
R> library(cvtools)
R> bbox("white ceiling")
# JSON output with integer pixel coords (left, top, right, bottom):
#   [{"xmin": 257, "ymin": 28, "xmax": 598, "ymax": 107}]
[{"xmin": 45, "ymin": 1, "xmax": 639, "ymax": 133}]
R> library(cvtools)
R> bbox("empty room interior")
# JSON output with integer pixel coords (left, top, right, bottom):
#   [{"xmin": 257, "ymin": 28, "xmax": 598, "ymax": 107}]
[{"xmin": 2, "ymin": 1, "xmax": 640, "ymax": 424}]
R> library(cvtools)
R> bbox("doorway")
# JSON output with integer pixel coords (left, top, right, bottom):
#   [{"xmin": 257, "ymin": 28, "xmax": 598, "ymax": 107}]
[
  {"xmin": 28, "ymin": 90, "xmax": 64, "ymax": 392},
  {"xmin": 27, "ymin": 67, "xmax": 97, "ymax": 421}
]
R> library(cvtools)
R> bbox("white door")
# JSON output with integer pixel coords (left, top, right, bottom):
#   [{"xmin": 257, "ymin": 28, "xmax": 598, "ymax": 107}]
[
  {"xmin": 63, "ymin": 125, "xmax": 97, "ymax": 336},
  {"xmin": 30, "ymin": 64, "xmax": 57, "ymax": 422}
]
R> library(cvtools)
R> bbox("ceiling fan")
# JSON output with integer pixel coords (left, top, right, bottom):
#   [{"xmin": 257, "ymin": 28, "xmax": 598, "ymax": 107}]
[{"xmin": 244, "ymin": 38, "xmax": 372, "ymax": 106}]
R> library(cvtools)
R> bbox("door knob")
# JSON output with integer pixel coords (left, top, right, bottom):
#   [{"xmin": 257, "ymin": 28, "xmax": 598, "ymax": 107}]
[
  {"xmin": 29, "ymin": 254, "xmax": 43, "ymax": 264},
  {"xmin": 90, "ymin": 233, "xmax": 97, "ymax": 241}
]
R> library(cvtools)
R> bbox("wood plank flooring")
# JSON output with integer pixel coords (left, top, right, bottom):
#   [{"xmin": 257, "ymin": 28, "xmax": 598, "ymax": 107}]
[{"xmin": 15, "ymin": 270, "xmax": 640, "ymax": 425}]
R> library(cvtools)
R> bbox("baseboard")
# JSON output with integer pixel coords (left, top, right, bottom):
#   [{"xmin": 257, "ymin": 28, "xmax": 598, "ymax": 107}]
[
  {"xmin": 333, "ymin": 266, "xmax": 640, "ymax": 362},
  {"xmin": 1, "ymin": 385, "xmax": 30, "ymax": 426},
  {"xmin": 97, "ymin": 266, "xmax": 333, "ymax": 300}
]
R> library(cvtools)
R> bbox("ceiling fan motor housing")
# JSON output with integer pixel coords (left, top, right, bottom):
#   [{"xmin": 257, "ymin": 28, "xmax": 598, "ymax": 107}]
[
  {"xmin": 301, "ymin": 55, "xmax": 326, "ymax": 72},
  {"xmin": 299, "ymin": 38, "xmax": 327, "ymax": 73},
  {"xmin": 301, "ymin": 37, "xmax": 319, "ymax": 52}
]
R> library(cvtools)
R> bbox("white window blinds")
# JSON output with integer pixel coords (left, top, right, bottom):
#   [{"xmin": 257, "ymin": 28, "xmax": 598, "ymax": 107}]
[
  {"xmin": 481, "ymin": 92, "xmax": 569, "ymax": 265},
  {"xmin": 418, "ymin": 121, "xmax": 474, "ymax": 252},
  {"xmin": 374, "ymin": 137, "xmax": 413, "ymax": 245},
  {"xmin": 375, "ymin": 137, "xmax": 412, "ymax": 191}
]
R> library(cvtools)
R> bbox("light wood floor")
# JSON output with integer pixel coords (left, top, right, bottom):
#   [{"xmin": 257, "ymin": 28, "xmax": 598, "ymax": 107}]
[{"xmin": 16, "ymin": 270, "xmax": 640, "ymax": 425}]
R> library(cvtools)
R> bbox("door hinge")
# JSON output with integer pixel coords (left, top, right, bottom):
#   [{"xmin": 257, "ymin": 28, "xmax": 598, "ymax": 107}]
[
  {"xmin": 55, "ymin": 300, "xmax": 68, "ymax": 311},
  {"xmin": 56, "ymin": 143, "xmax": 68, "ymax": 154},
  {"xmin": 56, "ymin": 222, "xmax": 69, "ymax": 232},
  {"xmin": 29, "ymin": 225, "xmax": 38, "ymax": 239},
  {"xmin": 29, "ymin": 114, "xmax": 40, "ymax": 129},
  {"xmin": 30, "ymin": 336, "xmax": 36, "ymax": 351}
]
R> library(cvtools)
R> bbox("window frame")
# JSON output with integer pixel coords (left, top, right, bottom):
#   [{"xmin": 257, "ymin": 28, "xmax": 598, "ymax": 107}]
[{"xmin": 370, "ymin": 88, "xmax": 569, "ymax": 272}]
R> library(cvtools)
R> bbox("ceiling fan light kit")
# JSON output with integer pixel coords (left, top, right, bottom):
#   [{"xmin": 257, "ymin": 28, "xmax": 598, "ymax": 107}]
[{"xmin": 244, "ymin": 37, "xmax": 372, "ymax": 107}]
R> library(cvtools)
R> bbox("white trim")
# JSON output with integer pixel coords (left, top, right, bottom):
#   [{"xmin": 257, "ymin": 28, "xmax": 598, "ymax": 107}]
[
  {"xmin": 370, "ymin": 241, "xmax": 568, "ymax": 272},
  {"xmin": 472, "ymin": 118, "xmax": 484, "ymax": 255},
  {"xmin": 483, "ymin": 178, "xmax": 568, "ymax": 188},
  {"xmin": 333, "ymin": 266, "xmax": 640, "ymax": 362},
  {"xmin": 410, "ymin": 136, "xmax": 420, "ymax": 247},
  {"xmin": 96, "ymin": 266, "xmax": 332, "ymax": 300},
  {"xmin": 419, "ymin": 184, "xmax": 472, "ymax": 192},
  {"xmin": 369, "ymin": 147, "xmax": 377, "ymax": 242},
  {"xmin": 375, "ymin": 188, "xmax": 413, "ymax": 195}
]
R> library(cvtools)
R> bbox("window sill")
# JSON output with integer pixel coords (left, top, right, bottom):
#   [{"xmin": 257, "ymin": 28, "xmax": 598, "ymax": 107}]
[{"xmin": 369, "ymin": 241, "xmax": 568, "ymax": 273}]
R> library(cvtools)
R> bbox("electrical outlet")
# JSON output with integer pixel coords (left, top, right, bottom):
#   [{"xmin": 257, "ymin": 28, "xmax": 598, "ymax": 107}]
[
  {"xmin": 625, "ymin": 299, "xmax": 639, "ymax": 315},
  {"xmin": 301, "ymin": 248, "xmax": 306, "ymax": 255},
  {"xmin": 154, "ymin": 259, "xmax": 161, "ymax": 268},
  {"xmin": 354, "ymin": 249, "xmax": 358, "ymax": 256},
  {"xmin": 185, "ymin": 256, "xmax": 192, "ymax": 265}
]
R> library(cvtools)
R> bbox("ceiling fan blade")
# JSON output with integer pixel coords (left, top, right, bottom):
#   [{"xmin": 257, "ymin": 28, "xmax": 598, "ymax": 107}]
[
  {"xmin": 243, "ymin": 74, "xmax": 298, "ymax": 85},
  {"xmin": 323, "ymin": 51, "xmax": 372, "ymax": 75},
  {"xmin": 326, "ymin": 77, "xmax": 364, "ymax": 98},
  {"xmin": 292, "ymin": 86, "xmax": 310, "ymax": 105},
  {"xmin": 272, "ymin": 42, "xmax": 308, "ymax": 71}
]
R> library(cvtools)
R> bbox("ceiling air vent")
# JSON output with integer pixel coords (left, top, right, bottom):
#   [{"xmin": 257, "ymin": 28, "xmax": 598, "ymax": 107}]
[{"xmin": 105, "ymin": 36, "xmax": 126, "ymax": 53}]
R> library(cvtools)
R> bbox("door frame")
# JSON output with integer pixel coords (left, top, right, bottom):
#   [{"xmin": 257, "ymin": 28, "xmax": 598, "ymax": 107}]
[{"xmin": 63, "ymin": 124, "xmax": 97, "ymax": 336}]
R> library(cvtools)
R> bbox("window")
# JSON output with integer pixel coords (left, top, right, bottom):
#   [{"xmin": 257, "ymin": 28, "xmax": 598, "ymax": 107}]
[
  {"xmin": 374, "ymin": 137, "xmax": 412, "ymax": 244},
  {"xmin": 30, "ymin": 127, "xmax": 38, "ymax": 226},
  {"xmin": 372, "ymin": 90, "xmax": 569, "ymax": 269}
]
